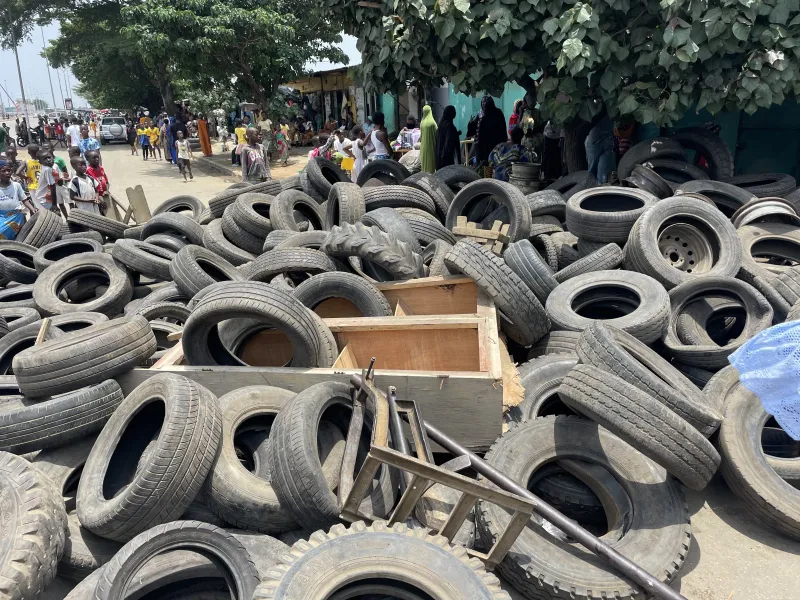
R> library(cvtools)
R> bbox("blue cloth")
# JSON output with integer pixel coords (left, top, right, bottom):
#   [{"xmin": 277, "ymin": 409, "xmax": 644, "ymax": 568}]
[
  {"xmin": 0, "ymin": 210, "xmax": 24, "ymax": 240},
  {"xmin": 77, "ymin": 137, "xmax": 100, "ymax": 158},
  {"xmin": 729, "ymin": 321, "xmax": 800, "ymax": 440},
  {"xmin": 586, "ymin": 135, "xmax": 615, "ymax": 184},
  {"xmin": 167, "ymin": 118, "xmax": 177, "ymax": 163}
]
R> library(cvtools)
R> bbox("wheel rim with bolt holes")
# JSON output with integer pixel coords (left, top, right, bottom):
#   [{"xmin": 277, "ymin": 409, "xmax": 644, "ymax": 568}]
[{"xmin": 658, "ymin": 223, "xmax": 715, "ymax": 275}]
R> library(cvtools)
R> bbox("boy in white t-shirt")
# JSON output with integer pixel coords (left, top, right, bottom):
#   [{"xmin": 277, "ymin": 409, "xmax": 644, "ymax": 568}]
[
  {"xmin": 69, "ymin": 156, "xmax": 102, "ymax": 214},
  {"xmin": 33, "ymin": 148, "xmax": 60, "ymax": 212}
]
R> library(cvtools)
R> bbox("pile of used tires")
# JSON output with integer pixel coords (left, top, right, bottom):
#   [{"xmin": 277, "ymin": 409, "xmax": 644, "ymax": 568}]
[{"xmin": 1, "ymin": 134, "xmax": 799, "ymax": 598}]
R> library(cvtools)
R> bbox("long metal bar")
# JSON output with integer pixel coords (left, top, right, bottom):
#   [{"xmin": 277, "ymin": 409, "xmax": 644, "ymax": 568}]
[
  {"xmin": 421, "ymin": 421, "xmax": 688, "ymax": 600},
  {"xmin": 386, "ymin": 385, "xmax": 413, "ymax": 491}
]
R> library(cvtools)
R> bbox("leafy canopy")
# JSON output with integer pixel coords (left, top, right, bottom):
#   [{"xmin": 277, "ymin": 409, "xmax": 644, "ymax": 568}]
[{"xmin": 323, "ymin": 0, "xmax": 800, "ymax": 125}]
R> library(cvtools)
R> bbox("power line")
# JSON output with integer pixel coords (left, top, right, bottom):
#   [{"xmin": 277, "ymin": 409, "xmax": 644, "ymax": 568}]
[{"xmin": 40, "ymin": 26, "xmax": 57, "ymax": 110}]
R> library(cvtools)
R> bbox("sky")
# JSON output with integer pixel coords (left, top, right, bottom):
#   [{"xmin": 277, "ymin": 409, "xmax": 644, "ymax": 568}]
[{"xmin": 0, "ymin": 22, "xmax": 361, "ymax": 111}]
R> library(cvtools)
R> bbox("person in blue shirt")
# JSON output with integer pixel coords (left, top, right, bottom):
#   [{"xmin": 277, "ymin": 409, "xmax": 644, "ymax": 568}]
[{"xmin": 77, "ymin": 125, "xmax": 100, "ymax": 160}]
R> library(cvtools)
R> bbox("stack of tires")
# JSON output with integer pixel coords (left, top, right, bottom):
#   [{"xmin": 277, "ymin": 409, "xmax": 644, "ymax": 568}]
[{"xmin": 0, "ymin": 139, "xmax": 799, "ymax": 598}]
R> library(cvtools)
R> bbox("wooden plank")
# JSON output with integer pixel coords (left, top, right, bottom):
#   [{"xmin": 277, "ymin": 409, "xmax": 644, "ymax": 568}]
[
  {"xmin": 499, "ymin": 338, "xmax": 524, "ymax": 411},
  {"xmin": 476, "ymin": 289, "xmax": 502, "ymax": 381},
  {"xmin": 381, "ymin": 281, "xmax": 477, "ymax": 316},
  {"xmin": 34, "ymin": 318, "xmax": 51, "ymax": 345},
  {"xmin": 125, "ymin": 185, "xmax": 152, "ymax": 223},
  {"xmin": 114, "ymin": 367, "xmax": 502, "ymax": 451},
  {"xmin": 152, "ymin": 343, "xmax": 185, "ymax": 368},
  {"xmin": 393, "ymin": 299, "xmax": 412, "ymax": 316},
  {"xmin": 372, "ymin": 276, "xmax": 472, "ymax": 291},
  {"xmin": 332, "ymin": 344, "xmax": 359, "ymax": 369},
  {"xmin": 323, "ymin": 315, "xmax": 481, "ymax": 332}
]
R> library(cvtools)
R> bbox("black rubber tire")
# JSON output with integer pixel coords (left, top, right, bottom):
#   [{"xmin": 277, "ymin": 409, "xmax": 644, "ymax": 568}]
[
  {"xmin": 208, "ymin": 180, "xmax": 282, "ymax": 218},
  {"xmin": 33, "ymin": 252, "xmax": 133, "ymax": 317},
  {"xmin": 530, "ymin": 234, "xmax": 559, "ymax": 271},
  {"xmin": 675, "ymin": 180, "xmax": 756, "ymax": 217},
  {"xmin": 670, "ymin": 126, "xmax": 734, "ymax": 180},
  {"xmin": 401, "ymin": 211, "xmax": 457, "ymax": 246},
  {"xmin": 550, "ymin": 231, "xmax": 581, "ymax": 270},
  {"xmin": 61, "ymin": 230, "xmax": 104, "ymax": 244},
  {"xmin": 545, "ymin": 270, "xmax": 670, "ymax": 343},
  {"xmin": 76, "ymin": 374, "xmax": 221, "ymax": 542},
  {"xmin": 130, "ymin": 301, "xmax": 191, "ymax": 325},
  {"xmin": 203, "ymin": 219, "xmax": 256, "ymax": 266},
  {"xmin": 576, "ymin": 238, "xmax": 608, "ymax": 258},
  {"xmin": 645, "ymin": 158, "xmax": 710, "ymax": 186},
  {"xmin": 246, "ymin": 248, "xmax": 338, "ymax": 284},
  {"xmin": 300, "ymin": 169, "xmax": 326, "ymax": 203},
  {"xmin": 111, "ymin": 239, "xmax": 175, "ymax": 281},
  {"xmin": 0, "ymin": 240, "xmax": 39, "ymax": 283},
  {"xmin": 624, "ymin": 164, "xmax": 674, "ymax": 198},
  {"xmin": 663, "ymin": 276, "xmax": 773, "ymax": 368},
  {"xmin": 433, "ymin": 164, "xmax": 480, "ymax": 193},
  {"xmin": 361, "ymin": 207, "xmax": 422, "ymax": 253},
  {"xmin": 565, "ymin": 186, "xmax": 656, "ymax": 243},
  {"xmin": 325, "ymin": 182, "xmax": 366, "ymax": 229},
  {"xmin": 363, "ymin": 185, "xmax": 437, "ymax": 215},
  {"xmin": 126, "ymin": 283, "xmax": 188, "ymax": 314},
  {"xmin": 0, "ymin": 285, "xmax": 38, "ymax": 310},
  {"xmin": 33, "ymin": 239, "xmax": 105, "ymax": 274},
  {"xmin": 528, "ymin": 463, "xmax": 605, "ymax": 527},
  {"xmin": 66, "ymin": 210, "xmax": 129, "ymax": 240},
  {"xmin": 281, "ymin": 174, "xmax": 302, "ymax": 191},
  {"xmin": 559, "ymin": 364, "xmax": 720, "ymax": 490},
  {"xmin": 121, "ymin": 224, "xmax": 145, "ymax": 240},
  {"xmin": 221, "ymin": 204, "xmax": 266, "ymax": 255},
  {"xmin": 144, "ymin": 232, "xmax": 187, "ymax": 253},
  {"xmin": 356, "ymin": 159, "xmax": 410, "ymax": 186},
  {"xmin": 141, "ymin": 212, "xmax": 204, "ymax": 246},
  {"xmin": 527, "ymin": 330, "xmax": 581, "ymax": 359},
  {"xmin": 306, "ymin": 157, "xmax": 348, "ymax": 197},
  {"xmin": 445, "ymin": 240, "xmax": 549, "ymax": 346},
  {"xmin": 183, "ymin": 281, "xmax": 335, "ymax": 367},
  {"xmin": 617, "ymin": 137, "xmax": 685, "ymax": 179},
  {"xmin": 204, "ymin": 386, "xmax": 298, "ymax": 533},
  {"xmin": 0, "ymin": 451, "xmax": 67, "ymax": 600},
  {"xmin": 726, "ymin": 172, "xmax": 797, "ymax": 198},
  {"xmin": 553, "ymin": 243, "xmax": 623, "ymax": 283},
  {"xmin": 14, "ymin": 316, "xmax": 156, "ymax": 398},
  {"xmin": 503, "ymin": 239, "xmax": 558, "ymax": 304},
  {"xmin": 152, "ymin": 195, "xmax": 204, "ymax": 219},
  {"xmin": 422, "ymin": 239, "xmax": 452, "ymax": 277},
  {"xmin": 273, "ymin": 230, "xmax": 329, "ymax": 250},
  {"xmin": 292, "ymin": 271, "xmax": 392, "ymax": 317},
  {"xmin": 269, "ymin": 190, "xmax": 326, "ymax": 232},
  {"xmin": 402, "ymin": 172, "xmax": 455, "ymax": 219},
  {"xmin": 18, "ymin": 210, "xmax": 63, "ymax": 248},
  {"xmin": 47, "ymin": 311, "xmax": 108, "ymax": 333},
  {"xmin": 59, "ymin": 513, "xmax": 121, "ymax": 583},
  {"xmin": 526, "ymin": 189, "xmax": 567, "ymax": 220},
  {"xmin": 230, "ymin": 192, "xmax": 274, "ymax": 237},
  {"xmin": 737, "ymin": 222, "xmax": 800, "ymax": 282},
  {"xmin": 0, "ymin": 379, "xmax": 122, "ymax": 453},
  {"xmin": 545, "ymin": 170, "xmax": 597, "ymax": 199},
  {"xmin": 267, "ymin": 381, "xmax": 399, "ymax": 531},
  {"xmin": 321, "ymin": 222, "xmax": 424, "ymax": 281},
  {"xmin": 476, "ymin": 416, "xmax": 690, "ymax": 600},
  {"xmin": 262, "ymin": 230, "xmax": 295, "ymax": 252},
  {"xmin": 529, "ymin": 215, "xmax": 564, "ymax": 236},
  {"xmin": 505, "ymin": 355, "xmax": 579, "ymax": 424},
  {"xmin": 719, "ymin": 381, "xmax": 800, "ymax": 540},
  {"xmin": 170, "ymin": 244, "xmax": 244, "ymax": 297},
  {"xmin": 624, "ymin": 196, "xmax": 743, "ymax": 289},
  {"xmin": 94, "ymin": 521, "xmax": 259, "ymax": 600},
  {"xmin": 577, "ymin": 322, "xmax": 722, "ymax": 436},
  {"xmin": 0, "ymin": 306, "xmax": 40, "ymax": 331},
  {"xmin": 0, "ymin": 321, "xmax": 62, "ymax": 375},
  {"xmin": 445, "ymin": 179, "xmax": 532, "ymax": 243}
]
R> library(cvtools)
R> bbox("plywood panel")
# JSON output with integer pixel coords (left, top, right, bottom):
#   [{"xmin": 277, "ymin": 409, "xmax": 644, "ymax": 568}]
[
  {"xmin": 376, "ymin": 277, "xmax": 478, "ymax": 315},
  {"xmin": 334, "ymin": 327, "xmax": 480, "ymax": 371},
  {"xmin": 114, "ymin": 367, "xmax": 502, "ymax": 451},
  {"xmin": 313, "ymin": 297, "xmax": 363, "ymax": 318}
]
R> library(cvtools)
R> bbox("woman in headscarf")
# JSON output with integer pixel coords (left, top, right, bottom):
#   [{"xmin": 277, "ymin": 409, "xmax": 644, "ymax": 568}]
[
  {"xmin": 197, "ymin": 113, "xmax": 213, "ymax": 157},
  {"xmin": 166, "ymin": 116, "xmax": 178, "ymax": 164},
  {"xmin": 435, "ymin": 105, "xmax": 461, "ymax": 170},
  {"xmin": 508, "ymin": 99, "xmax": 522, "ymax": 134},
  {"xmin": 475, "ymin": 97, "xmax": 507, "ymax": 166},
  {"xmin": 418, "ymin": 105, "xmax": 437, "ymax": 173}
]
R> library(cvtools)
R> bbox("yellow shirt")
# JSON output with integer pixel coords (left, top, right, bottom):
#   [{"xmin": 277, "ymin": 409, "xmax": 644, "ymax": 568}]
[
  {"xmin": 26, "ymin": 159, "xmax": 41, "ymax": 190},
  {"xmin": 147, "ymin": 127, "xmax": 159, "ymax": 145},
  {"xmin": 235, "ymin": 127, "xmax": 247, "ymax": 144}
]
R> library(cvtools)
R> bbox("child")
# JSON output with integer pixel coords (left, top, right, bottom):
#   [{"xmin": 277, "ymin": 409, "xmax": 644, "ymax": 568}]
[
  {"xmin": 68, "ymin": 156, "xmax": 102, "ymax": 214},
  {"xmin": 46, "ymin": 143, "xmax": 71, "ymax": 219},
  {"xmin": 33, "ymin": 148, "xmax": 60, "ymax": 212},
  {"xmin": 127, "ymin": 122, "xmax": 138, "ymax": 156},
  {"xmin": 77, "ymin": 125, "xmax": 100, "ymax": 159},
  {"xmin": 241, "ymin": 128, "xmax": 270, "ymax": 183},
  {"xmin": 138, "ymin": 124, "xmax": 150, "ymax": 160},
  {"xmin": 232, "ymin": 118, "xmax": 245, "ymax": 166},
  {"xmin": 85, "ymin": 150, "xmax": 109, "ymax": 197},
  {"xmin": 0, "ymin": 159, "xmax": 34, "ymax": 239},
  {"xmin": 148, "ymin": 122, "xmax": 161, "ymax": 160},
  {"xmin": 175, "ymin": 131, "xmax": 194, "ymax": 182}
]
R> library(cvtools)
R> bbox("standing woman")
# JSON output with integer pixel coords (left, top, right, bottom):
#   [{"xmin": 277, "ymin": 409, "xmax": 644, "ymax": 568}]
[
  {"xmin": 418, "ymin": 105, "xmax": 437, "ymax": 173},
  {"xmin": 435, "ymin": 105, "xmax": 461, "ymax": 170},
  {"xmin": 0, "ymin": 159, "xmax": 33, "ymax": 240},
  {"xmin": 274, "ymin": 125, "xmax": 290, "ymax": 166},
  {"xmin": 475, "ymin": 97, "xmax": 506, "ymax": 167},
  {"xmin": 197, "ymin": 113, "xmax": 213, "ymax": 157}
]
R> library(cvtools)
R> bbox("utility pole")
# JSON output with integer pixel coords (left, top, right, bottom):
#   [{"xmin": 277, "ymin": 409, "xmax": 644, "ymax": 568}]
[
  {"xmin": 10, "ymin": 24, "xmax": 32, "ymax": 143},
  {"xmin": 40, "ymin": 26, "xmax": 57, "ymax": 111},
  {"xmin": 55, "ymin": 66, "xmax": 65, "ymax": 109}
]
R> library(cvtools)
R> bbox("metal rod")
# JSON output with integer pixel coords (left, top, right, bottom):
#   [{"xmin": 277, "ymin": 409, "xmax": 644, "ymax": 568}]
[
  {"xmin": 386, "ymin": 386, "xmax": 413, "ymax": 491},
  {"xmin": 421, "ymin": 420, "xmax": 688, "ymax": 600}
]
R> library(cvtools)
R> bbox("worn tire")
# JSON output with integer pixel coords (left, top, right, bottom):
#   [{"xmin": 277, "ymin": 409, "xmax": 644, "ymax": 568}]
[
  {"xmin": 727, "ymin": 172, "xmax": 797, "ymax": 198},
  {"xmin": 617, "ymin": 137, "xmax": 684, "ymax": 179},
  {"xmin": 18, "ymin": 210, "xmax": 63, "ymax": 248},
  {"xmin": 363, "ymin": 185, "xmax": 437, "ymax": 216},
  {"xmin": 208, "ymin": 181, "xmax": 282, "ymax": 218},
  {"xmin": 111, "ymin": 239, "xmax": 175, "ymax": 281},
  {"xmin": 0, "ymin": 321, "xmax": 62, "ymax": 375},
  {"xmin": 503, "ymin": 239, "xmax": 558, "ymax": 304},
  {"xmin": 0, "ymin": 240, "xmax": 39, "ymax": 283},
  {"xmin": 422, "ymin": 239, "xmax": 452, "ymax": 277},
  {"xmin": 230, "ymin": 193, "xmax": 274, "ymax": 237},
  {"xmin": 325, "ymin": 182, "xmax": 366, "ymax": 229},
  {"xmin": 530, "ymin": 234, "xmax": 559, "ymax": 271},
  {"xmin": 545, "ymin": 170, "xmax": 596, "ymax": 199},
  {"xmin": 292, "ymin": 272, "xmax": 392, "ymax": 317},
  {"xmin": 553, "ymin": 243, "xmax": 623, "ymax": 283},
  {"xmin": 203, "ymin": 219, "xmax": 256, "ymax": 266},
  {"xmin": 401, "ymin": 211, "xmax": 456, "ymax": 246},
  {"xmin": 76, "ymin": 374, "xmax": 221, "ymax": 542},
  {"xmin": 361, "ymin": 207, "xmax": 422, "ymax": 254},
  {"xmin": 33, "ymin": 239, "xmax": 104, "ymax": 274},
  {"xmin": 445, "ymin": 240, "xmax": 549, "ymax": 346},
  {"xmin": 170, "ymin": 244, "xmax": 244, "ymax": 297},
  {"xmin": 356, "ymin": 159, "xmax": 410, "ymax": 186},
  {"xmin": 246, "ymin": 248, "xmax": 338, "ymax": 284},
  {"xmin": 527, "ymin": 330, "xmax": 581, "ymax": 359},
  {"xmin": 445, "ymin": 179, "xmax": 532, "ymax": 243},
  {"xmin": 306, "ymin": 157, "xmax": 348, "ymax": 197},
  {"xmin": 221, "ymin": 205, "xmax": 266, "ymax": 254},
  {"xmin": 433, "ymin": 164, "xmax": 480, "ymax": 193},
  {"xmin": 144, "ymin": 232, "xmax": 187, "ymax": 253},
  {"xmin": 566, "ymin": 186, "xmax": 656, "ymax": 243},
  {"xmin": 402, "ymin": 171, "xmax": 455, "ymax": 219},
  {"xmin": 152, "ymin": 195, "xmax": 204, "ymax": 219},
  {"xmin": 670, "ymin": 126, "xmax": 734, "ymax": 180},
  {"xmin": 0, "ymin": 307, "xmax": 40, "ymax": 331},
  {"xmin": 505, "ymin": 355, "xmax": 579, "ymax": 424},
  {"xmin": 270, "ymin": 190, "xmax": 326, "ymax": 232},
  {"xmin": 559, "ymin": 365, "xmax": 720, "ymax": 489},
  {"xmin": 66, "ymin": 210, "xmax": 128, "ymax": 240},
  {"xmin": 545, "ymin": 270, "xmax": 670, "ymax": 343},
  {"xmin": 675, "ymin": 180, "xmax": 755, "ymax": 217}
]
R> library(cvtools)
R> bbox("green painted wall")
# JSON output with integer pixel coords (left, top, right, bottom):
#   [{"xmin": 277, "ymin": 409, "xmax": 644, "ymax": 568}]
[
  {"xmin": 448, "ymin": 82, "xmax": 527, "ymax": 140},
  {"xmin": 381, "ymin": 93, "xmax": 397, "ymax": 133}
]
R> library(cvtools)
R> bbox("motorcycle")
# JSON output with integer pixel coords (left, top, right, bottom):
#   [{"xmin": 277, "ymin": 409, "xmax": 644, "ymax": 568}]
[{"xmin": 15, "ymin": 135, "xmax": 27, "ymax": 148}]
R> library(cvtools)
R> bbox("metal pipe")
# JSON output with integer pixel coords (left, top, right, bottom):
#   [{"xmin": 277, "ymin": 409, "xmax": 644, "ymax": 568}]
[
  {"xmin": 421, "ymin": 420, "xmax": 688, "ymax": 600},
  {"xmin": 386, "ymin": 386, "xmax": 413, "ymax": 491}
]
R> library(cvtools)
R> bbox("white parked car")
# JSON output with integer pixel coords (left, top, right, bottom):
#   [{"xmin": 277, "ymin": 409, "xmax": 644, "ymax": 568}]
[{"xmin": 100, "ymin": 116, "xmax": 127, "ymax": 145}]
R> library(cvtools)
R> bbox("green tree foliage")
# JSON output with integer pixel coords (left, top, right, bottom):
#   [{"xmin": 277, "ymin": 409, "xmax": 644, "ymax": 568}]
[
  {"xmin": 31, "ymin": 98, "xmax": 49, "ymax": 111},
  {"xmin": 123, "ymin": 0, "xmax": 347, "ymax": 107},
  {"xmin": 47, "ymin": 2, "xmax": 162, "ymax": 111},
  {"xmin": 324, "ymin": 0, "xmax": 800, "ymax": 126}
]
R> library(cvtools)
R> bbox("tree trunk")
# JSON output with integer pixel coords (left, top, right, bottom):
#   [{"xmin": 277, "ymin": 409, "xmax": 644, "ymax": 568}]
[
  {"xmin": 564, "ymin": 120, "xmax": 589, "ymax": 173},
  {"xmin": 154, "ymin": 65, "xmax": 176, "ymax": 115},
  {"xmin": 238, "ymin": 66, "xmax": 267, "ymax": 108}
]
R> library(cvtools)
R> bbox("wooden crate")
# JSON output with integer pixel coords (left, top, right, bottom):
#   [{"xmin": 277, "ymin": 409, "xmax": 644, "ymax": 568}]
[{"xmin": 117, "ymin": 276, "xmax": 511, "ymax": 451}]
